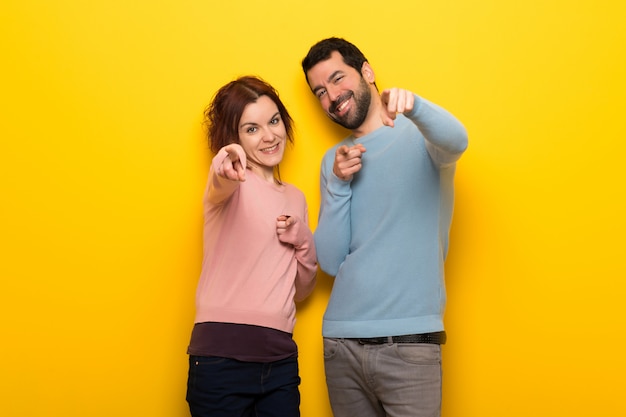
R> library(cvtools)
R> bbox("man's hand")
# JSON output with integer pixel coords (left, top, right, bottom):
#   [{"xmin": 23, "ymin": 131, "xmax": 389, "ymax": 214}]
[
  {"xmin": 380, "ymin": 88, "xmax": 415, "ymax": 127},
  {"xmin": 217, "ymin": 144, "xmax": 247, "ymax": 181},
  {"xmin": 333, "ymin": 143, "xmax": 367, "ymax": 181}
]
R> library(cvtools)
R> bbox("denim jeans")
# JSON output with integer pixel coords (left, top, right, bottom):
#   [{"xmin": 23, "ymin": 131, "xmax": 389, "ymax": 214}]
[
  {"xmin": 323, "ymin": 338, "xmax": 442, "ymax": 417},
  {"xmin": 186, "ymin": 355, "xmax": 300, "ymax": 417}
]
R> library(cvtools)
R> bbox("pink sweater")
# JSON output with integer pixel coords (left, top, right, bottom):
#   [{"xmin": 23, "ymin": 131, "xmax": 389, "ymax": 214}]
[{"xmin": 193, "ymin": 149, "xmax": 317, "ymax": 334}]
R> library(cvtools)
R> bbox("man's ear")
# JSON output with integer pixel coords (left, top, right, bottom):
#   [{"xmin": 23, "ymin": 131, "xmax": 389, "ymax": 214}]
[{"xmin": 361, "ymin": 62, "xmax": 375, "ymax": 83}]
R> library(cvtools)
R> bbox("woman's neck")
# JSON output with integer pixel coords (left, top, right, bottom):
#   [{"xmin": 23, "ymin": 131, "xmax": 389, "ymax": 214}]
[{"xmin": 247, "ymin": 162, "xmax": 277, "ymax": 184}]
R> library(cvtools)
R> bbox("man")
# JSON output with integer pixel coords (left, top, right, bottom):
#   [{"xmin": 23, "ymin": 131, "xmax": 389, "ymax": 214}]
[{"xmin": 301, "ymin": 37, "xmax": 468, "ymax": 417}]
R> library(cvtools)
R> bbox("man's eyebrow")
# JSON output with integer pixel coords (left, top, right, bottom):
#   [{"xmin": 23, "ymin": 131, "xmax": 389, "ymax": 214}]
[{"xmin": 312, "ymin": 70, "xmax": 344, "ymax": 94}]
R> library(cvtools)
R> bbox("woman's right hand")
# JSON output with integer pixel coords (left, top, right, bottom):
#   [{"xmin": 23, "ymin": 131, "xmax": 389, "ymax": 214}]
[{"xmin": 218, "ymin": 144, "xmax": 247, "ymax": 181}]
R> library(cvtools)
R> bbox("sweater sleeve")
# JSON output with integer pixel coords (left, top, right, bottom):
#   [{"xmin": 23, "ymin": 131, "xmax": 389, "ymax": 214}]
[
  {"xmin": 205, "ymin": 148, "xmax": 241, "ymax": 205},
  {"xmin": 275, "ymin": 192, "xmax": 318, "ymax": 302},
  {"xmin": 406, "ymin": 95, "xmax": 469, "ymax": 167},
  {"xmin": 313, "ymin": 152, "xmax": 353, "ymax": 277},
  {"xmin": 293, "ymin": 207, "xmax": 318, "ymax": 302}
]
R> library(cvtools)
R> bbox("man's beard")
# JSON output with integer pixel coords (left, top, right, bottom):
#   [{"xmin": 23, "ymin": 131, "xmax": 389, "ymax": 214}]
[{"xmin": 329, "ymin": 77, "xmax": 371, "ymax": 130}]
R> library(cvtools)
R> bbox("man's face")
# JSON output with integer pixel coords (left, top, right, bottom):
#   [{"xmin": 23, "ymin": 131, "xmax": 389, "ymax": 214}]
[{"xmin": 306, "ymin": 51, "xmax": 371, "ymax": 130}]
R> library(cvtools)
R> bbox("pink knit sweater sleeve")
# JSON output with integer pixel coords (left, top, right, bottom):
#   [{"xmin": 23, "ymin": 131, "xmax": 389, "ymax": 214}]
[
  {"xmin": 205, "ymin": 148, "xmax": 240, "ymax": 205},
  {"xmin": 277, "ymin": 207, "xmax": 317, "ymax": 302}
]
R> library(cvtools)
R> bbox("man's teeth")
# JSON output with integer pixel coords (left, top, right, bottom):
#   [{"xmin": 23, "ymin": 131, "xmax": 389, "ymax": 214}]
[{"xmin": 337, "ymin": 100, "xmax": 349, "ymax": 112}]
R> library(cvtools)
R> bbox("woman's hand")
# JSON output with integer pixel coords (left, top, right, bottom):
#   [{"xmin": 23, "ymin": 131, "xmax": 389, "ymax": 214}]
[{"xmin": 217, "ymin": 144, "xmax": 247, "ymax": 181}]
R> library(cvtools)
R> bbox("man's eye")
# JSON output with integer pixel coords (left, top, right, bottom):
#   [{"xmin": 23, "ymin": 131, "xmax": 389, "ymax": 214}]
[{"xmin": 317, "ymin": 90, "xmax": 327, "ymax": 99}]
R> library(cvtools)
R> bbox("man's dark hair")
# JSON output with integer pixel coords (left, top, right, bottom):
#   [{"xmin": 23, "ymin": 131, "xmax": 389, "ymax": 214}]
[{"xmin": 301, "ymin": 37, "xmax": 370, "ymax": 84}]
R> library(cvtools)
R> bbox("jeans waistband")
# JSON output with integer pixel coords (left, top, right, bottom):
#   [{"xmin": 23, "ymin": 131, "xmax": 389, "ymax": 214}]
[{"xmin": 352, "ymin": 331, "xmax": 446, "ymax": 345}]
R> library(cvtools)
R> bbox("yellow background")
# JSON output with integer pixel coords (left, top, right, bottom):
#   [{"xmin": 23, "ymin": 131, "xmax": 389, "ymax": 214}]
[{"xmin": 1, "ymin": 1, "xmax": 625, "ymax": 416}]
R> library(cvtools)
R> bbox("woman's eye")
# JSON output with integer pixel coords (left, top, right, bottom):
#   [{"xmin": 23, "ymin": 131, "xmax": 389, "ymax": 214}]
[
  {"xmin": 247, "ymin": 127, "xmax": 257, "ymax": 134},
  {"xmin": 270, "ymin": 117, "xmax": 280, "ymax": 125}
]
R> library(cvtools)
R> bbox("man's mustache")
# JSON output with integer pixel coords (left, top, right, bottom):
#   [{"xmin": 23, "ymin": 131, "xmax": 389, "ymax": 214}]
[{"xmin": 329, "ymin": 91, "xmax": 354, "ymax": 114}]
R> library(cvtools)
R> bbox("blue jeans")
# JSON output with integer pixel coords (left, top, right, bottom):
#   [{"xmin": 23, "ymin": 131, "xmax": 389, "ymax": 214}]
[
  {"xmin": 186, "ymin": 355, "xmax": 300, "ymax": 417},
  {"xmin": 323, "ymin": 338, "xmax": 442, "ymax": 417}
]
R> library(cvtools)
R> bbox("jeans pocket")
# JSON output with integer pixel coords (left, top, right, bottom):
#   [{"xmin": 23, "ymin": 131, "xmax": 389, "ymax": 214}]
[
  {"xmin": 190, "ymin": 355, "xmax": 228, "ymax": 366},
  {"xmin": 188, "ymin": 356, "xmax": 229, "ymax": 389},
  {"xmin": 394, "ymin": 344, "xmax": 441, "ymax": 365},
  {"xmin": 323, "ymin": 338, "xmax": 341, "ymax": 360}
]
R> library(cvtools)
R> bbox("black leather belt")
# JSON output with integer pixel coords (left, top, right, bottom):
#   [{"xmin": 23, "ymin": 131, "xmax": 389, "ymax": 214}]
[{"xmin": 355, "ymin": 331, "xmax": 446, "ymax": 345}]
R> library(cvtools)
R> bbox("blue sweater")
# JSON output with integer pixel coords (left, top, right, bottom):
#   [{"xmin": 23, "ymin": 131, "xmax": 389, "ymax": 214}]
[{"xmin": 315, "ymin": 95, "xmax": 468, "ymax": 338}]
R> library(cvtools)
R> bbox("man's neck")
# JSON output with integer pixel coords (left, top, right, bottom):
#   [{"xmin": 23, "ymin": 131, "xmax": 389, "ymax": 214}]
[{"xmin": 352, "ymin": 94, "xmax": 384, "ymax": 138}]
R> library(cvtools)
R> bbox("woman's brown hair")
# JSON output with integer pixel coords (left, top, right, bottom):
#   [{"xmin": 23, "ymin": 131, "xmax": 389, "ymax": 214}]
[{"xmin": 204, "ymin": 76, "xmax": 295, "ymax": 155}]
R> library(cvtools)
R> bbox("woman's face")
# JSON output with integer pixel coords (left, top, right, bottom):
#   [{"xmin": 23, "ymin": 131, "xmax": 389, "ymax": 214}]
[{"xmin": 238, "ymin": 95, "xmax": 287, "ymax": 178}]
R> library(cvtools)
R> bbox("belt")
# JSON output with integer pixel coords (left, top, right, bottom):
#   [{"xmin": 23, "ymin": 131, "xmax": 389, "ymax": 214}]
[{"xmin": 355, "ymin": 331, "xmax": 446, "ymax": 345}]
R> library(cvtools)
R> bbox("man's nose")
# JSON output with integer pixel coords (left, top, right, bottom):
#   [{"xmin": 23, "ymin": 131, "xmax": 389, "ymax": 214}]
[{"xmin": 326, "ymin": 84, "xmax": 341, "ymax": 102}]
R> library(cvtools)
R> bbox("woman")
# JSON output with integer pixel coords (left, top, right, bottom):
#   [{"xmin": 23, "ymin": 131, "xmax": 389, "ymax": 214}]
[{"xmin": 186, "ymin": 76, "xmax": 317, "ymax": 417}]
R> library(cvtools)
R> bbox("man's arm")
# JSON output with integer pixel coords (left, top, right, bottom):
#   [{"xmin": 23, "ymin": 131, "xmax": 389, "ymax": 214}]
[
  {"xmin": 380, "ymin": 88, "xmax": 468, "ymax": 166},
  {"xmin": 313, "ymin": 151, "xmax": 354, "ymax": 276},
  {"xmin": 405, "ymin": 94, "xmax": 468, "ymax": 166}
]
